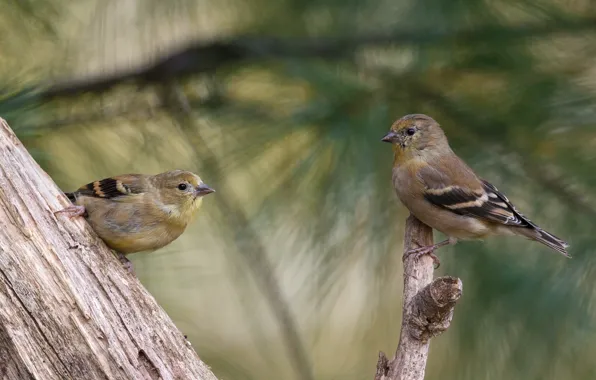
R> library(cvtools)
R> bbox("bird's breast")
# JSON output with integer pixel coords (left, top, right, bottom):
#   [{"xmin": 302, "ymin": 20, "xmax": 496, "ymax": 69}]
[{"xmin": 78, "ymin": 196, "xmax": 187, "ymax": 253}]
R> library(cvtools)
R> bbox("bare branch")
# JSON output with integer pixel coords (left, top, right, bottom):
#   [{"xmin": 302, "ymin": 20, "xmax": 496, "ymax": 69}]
[
  {"xmin": 375, "ymin": 215, "xmax": 462, "ymax": 380},
  {"xmin": 31, "ymin": 17, "xmax": 596, "ymax": 100}
]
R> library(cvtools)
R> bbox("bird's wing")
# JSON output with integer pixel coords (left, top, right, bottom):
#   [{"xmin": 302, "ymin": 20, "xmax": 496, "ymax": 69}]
[
  {"xmin": 418, "ymin": 159, "xmax": 532, "ymax": 227},
  {"xmin": 66, "ymin": 174, "xmax": 147, "ymax": 202}
]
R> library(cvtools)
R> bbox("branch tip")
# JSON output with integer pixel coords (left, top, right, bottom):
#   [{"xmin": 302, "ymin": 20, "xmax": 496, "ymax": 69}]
[{"xmin": 374, "ymin": 351, "xmax": 390, "ymax": 380}]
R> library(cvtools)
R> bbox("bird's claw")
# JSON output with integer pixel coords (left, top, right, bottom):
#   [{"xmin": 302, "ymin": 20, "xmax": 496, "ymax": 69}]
[
  {"xmin": 55, "ymin": 205, "xmax": 87, "ymax": 218},
  {"xmin": 405, "ymin": 245, "xmax": 441, "ymax": 269},
  {"xmin": 116, "ymin": 251, "xmax": 136, "ymax": 276}
]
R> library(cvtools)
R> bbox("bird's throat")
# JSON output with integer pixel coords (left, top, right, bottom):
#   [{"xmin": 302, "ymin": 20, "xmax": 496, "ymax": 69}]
[{"xmin": 393, "ymin": 144, "xmax": 414, "ymax": 166}]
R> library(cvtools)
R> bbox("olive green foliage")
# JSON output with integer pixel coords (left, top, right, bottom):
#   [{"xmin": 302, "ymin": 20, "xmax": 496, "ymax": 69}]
[{"xmin": 2, "ymin": 0, "xmax": 596, "ymax": 379}]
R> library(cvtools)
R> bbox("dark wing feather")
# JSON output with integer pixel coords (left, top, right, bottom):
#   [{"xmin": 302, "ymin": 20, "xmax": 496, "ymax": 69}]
[
  {"xmin": 475, "ymin": 179, "xmax": 536, "ymax": 227},
  {"xmin": 424, "ymin": 186, "xmax": 481, "ymax": 207},
  {"xmin": 419, "ymin": 163, "xmax": 532, "ymax": 227},
  {"xmin": 419, "ymin": 164, "xmax": 569, "ymax": 255},
  {"xmin": 66, "ymin": 174, "xmax": 145, "ymax": 202}
]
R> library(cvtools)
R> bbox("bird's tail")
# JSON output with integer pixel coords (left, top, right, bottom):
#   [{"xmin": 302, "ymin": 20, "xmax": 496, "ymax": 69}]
[{"xmin": 518, "ymin": 227, "xmax": 570, "ymax": 258}]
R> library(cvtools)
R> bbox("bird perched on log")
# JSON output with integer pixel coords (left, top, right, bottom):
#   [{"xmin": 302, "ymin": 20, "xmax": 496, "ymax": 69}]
[
  {"xmin": 382, "ymin": 114, "xmax": 569, "ymax": 266},
  {"xmin": 56, "ymin": 169, "xmax": 215, "ymax": 273}
]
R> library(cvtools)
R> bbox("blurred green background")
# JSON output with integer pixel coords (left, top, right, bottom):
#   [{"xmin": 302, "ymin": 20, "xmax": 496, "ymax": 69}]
[{"xmin": 2, "ymin": 1, "xmax": 596, "ymax": 379}]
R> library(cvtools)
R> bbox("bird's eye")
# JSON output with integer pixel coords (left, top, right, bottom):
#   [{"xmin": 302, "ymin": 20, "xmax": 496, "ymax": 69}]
[
  {"xmin": 406, "ymin": 127, "xmax": 416, "ymax": 136},
  {"xmin": 177, "ymin": 183, "xmax": 188, "ymax": 191}
]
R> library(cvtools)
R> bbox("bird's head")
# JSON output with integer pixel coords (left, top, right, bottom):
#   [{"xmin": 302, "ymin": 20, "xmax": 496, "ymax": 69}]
[
  {"xmin": 152, "ymin": 169, "xmax": 215, "ymax": 224},
  {"xmin": 382, "ymin": 114, "xmax": 450, "ymax": 159}
]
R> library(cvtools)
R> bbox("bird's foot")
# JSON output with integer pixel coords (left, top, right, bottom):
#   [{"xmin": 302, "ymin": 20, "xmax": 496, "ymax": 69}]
[
  {"xmin": 404, "ymin": 237, "xmax": 457, "ymax": 270},
  {"xmin": 115, "ymin": 251, "xmax": 135, "ymax": 276},
  {"xmin": 54, "ymin": 205, "xmax": 87, "ymax": 218},
  {"xmin": 405, "ymin": 245, "xmax": 441, "ymax": 269}
]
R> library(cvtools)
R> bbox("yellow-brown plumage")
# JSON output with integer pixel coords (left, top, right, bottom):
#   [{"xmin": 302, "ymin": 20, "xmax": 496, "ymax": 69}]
[
  {"xmin": 382, "ymin": 114, "xmax": 569, "ymax": 260},
  {"xmin": 56, "ymin": 170, "xmax": 215, "ymax": 270}
]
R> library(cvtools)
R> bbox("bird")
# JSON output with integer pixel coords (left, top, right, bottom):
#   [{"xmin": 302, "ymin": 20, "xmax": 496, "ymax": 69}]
[
  {"xmin": 382, "ymin": 113, "xmax": 569, "ymax": 266},
  {"xmin": 55, "ymin": 169, "xmax": 215, "ymax": 273}
]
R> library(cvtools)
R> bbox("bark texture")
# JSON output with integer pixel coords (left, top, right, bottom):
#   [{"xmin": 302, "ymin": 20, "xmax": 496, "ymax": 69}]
[
  {"xmin": 375, "ymin": 215, "xmax": 463, "ymax": 380},
  {"xmin": 0, "ymin": 118, "xmax": 218, "ymax": 380}
]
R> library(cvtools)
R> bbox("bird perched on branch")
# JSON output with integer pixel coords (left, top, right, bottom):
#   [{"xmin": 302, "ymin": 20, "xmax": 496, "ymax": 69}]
[
  {"xmin": 382, "ymin": 114, "xmax": 569, "ymax": 266},
  {"xmin": 55, "ymin": 170, "xmax": 215, "ymax": 273}
]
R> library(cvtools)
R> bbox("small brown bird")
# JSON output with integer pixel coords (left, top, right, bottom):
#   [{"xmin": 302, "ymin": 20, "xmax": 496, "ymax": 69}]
[
  {"xmin": 382, "ymin": 114, "xmax": 569, "ymax": 265},
  {"xmin": 56, "ymin": 170, "xmax": 215, "ymax": 272}
]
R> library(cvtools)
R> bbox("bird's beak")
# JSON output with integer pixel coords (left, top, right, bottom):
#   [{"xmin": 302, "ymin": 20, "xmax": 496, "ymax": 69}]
[
  {"xmin": 381, "ymin": 131, "xmax": 399, "ymax": 143},
  {"xmin": 195, "ymin": 183, "xmax": 215, "ymax": 197}
]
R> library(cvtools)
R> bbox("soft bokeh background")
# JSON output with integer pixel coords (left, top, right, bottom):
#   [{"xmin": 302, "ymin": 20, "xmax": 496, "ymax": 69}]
[{"xmin": 2, "ymin": 1, "xmax": 596, "ymax": 379}]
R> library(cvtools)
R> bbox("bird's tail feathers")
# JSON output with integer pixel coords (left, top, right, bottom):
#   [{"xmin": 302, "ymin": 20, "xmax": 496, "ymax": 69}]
[{"xmin": 519, "ymin": 227, "xmax": 570, "ymax": 258}]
